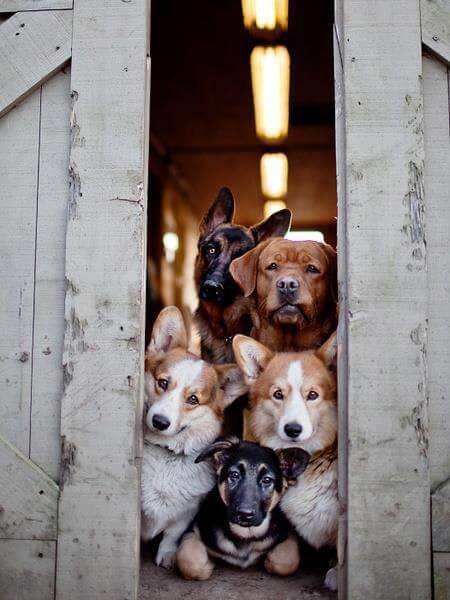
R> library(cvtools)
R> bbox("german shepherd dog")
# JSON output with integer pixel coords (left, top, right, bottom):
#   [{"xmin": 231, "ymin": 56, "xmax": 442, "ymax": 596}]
[
  {"xmin": 232, "ymin": 332, "xmax": 338, "ymax": 590},
  {"xmin": 195, "ymin": 187, "xmax": 292, "ymax": 364},
  {"xmin": 176, "ymin": 438, "xmax": 310, "ymax": 580},
  {"xmin": 141, "ymin": 307, "xmax": 247, "ymax": 568}
]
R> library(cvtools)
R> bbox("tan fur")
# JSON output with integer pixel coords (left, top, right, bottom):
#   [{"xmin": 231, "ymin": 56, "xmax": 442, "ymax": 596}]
[
  {"xmin": 230, "ymin": 239, "xmax": 337, "ymax": 352},
  {"xmin": 264, "ymin": 533, "xmax": 300, "ymax": 576},
  {"xmin": 176, "ymin": 531, "xmax": 214, "ymax": 581}
]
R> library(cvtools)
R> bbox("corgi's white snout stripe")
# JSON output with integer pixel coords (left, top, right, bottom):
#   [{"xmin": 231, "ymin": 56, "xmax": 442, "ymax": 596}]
[{"xmin": 278, "ymin": 360, "xmax": 314, "ymax": 442}]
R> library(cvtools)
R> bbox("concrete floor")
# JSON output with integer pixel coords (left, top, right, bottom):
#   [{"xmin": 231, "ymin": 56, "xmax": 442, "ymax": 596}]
[{"xmin": 139, "ymin": 545, "xmax": 337, "ymax": 600}]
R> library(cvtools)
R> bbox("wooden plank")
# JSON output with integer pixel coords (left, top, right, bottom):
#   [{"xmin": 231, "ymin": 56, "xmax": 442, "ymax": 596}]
[
  {"xmin": 30, "ymin": 67, "xmax": 71, "ymax": 482},
  {"xmin": 434, "ymin": 553, "xmax": 450, "ymax": 600},
  {"xmin": 55, "ymin": 0, "xmax": 150, "ymax": 598},
  {"xmin": 0, "ymin": 10, "xmax": 72, "ymax": 118},
  {"xmin": 340, "ymin": 1, "xmax": 431, "ymax": 598},
  {"xmin": 0, "ymin": 434, "xmax": 58, "ymax": 540},
  {"xmin": 421, "ymin": 0, "xmax": 450, "ymax": 65},
  {"xmin": 0, "ymin": 86, "xmax": 40, "ymax": 456},
  {"xmin": 422, "ymin": 54, "xmax": 450, "ymax": 554},
  {"xmin": 0, "ymin": 540, "xmax": 56, "ymax": 600}
]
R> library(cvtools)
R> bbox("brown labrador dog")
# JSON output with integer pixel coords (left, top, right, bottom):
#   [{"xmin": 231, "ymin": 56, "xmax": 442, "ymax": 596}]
[{"xmin": 230, "ymin": 238, "xmax": 337, "ymax": 352}]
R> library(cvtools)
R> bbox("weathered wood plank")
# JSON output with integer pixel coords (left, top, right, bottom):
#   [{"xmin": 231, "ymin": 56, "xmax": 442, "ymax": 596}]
[
  {"xmin": 422, "ymin": 54, "xmax": 450, "ymax": 555},
  {"xmin": 421, "ymin": 0, "xmax": 450, "ymax": 65},
  {"xmin": 30, "ymin": 68, "xmax": 70, "ymax": 482},
  {"xmin": 55, "ymin": 0, "xmax": 150, "ymax": 598},
  {"xmin": 339, "ymin": 1, "xmax": 431, "ymax": 598},
  {"xmin": 0, "ymin": 434, "xmax": 58, "ymax": 540},
  {"xmin": 0, "ymin": 540, "xmax": 56, "ymax": 600},
  {"xmin": 0, "ymin": 10, "xmax": 72, "ymax": 118},
  {"xmin": 0, "ymin": 87, "xmax": 40, "ymax": 455},
  {"xmin": 0, "ymin": 0, "xmax": 71, "ymax": 10},
  {"xmin": 434, "ymin": 553, "xmax": 450, "ymax": 600}
]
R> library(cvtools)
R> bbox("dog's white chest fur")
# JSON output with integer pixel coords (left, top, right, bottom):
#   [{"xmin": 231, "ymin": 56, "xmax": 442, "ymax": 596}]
[
  {"xmin": 281, "ymin": 456, "xmax": 338, "ymax": 549},
  {"xmin": 141, "ymin": 443, "xmax": 215, "ymax": 540}
]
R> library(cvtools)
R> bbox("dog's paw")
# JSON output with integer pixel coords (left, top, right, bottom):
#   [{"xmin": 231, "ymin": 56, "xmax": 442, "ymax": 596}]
[
  {"xmin": 324, "ymin": 566, "xmax": 338, "ymax": 591},
  {"xmin": 155, "ymin": 548, "xmax": 176, "ymax": 569}
]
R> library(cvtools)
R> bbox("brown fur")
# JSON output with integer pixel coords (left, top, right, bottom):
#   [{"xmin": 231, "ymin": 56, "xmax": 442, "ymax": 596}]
[
  {"xmin": 230, "ymin": 238, "xmax": 337, "ymax": 352},
  {"xmin": 264, "ymin": 533, "xmax": 300, "ymax": 576}
]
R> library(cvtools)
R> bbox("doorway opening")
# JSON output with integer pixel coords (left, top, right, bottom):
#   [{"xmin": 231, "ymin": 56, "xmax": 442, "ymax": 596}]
[{"xmin": 141, "ymin": 1, "xmax": 337, "ymax": 597}]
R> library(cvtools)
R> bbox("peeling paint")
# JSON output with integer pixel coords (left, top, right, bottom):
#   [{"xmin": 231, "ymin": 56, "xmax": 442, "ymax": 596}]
[
  {"xmin": 60, "ymin": 436, "xmax": 77, "ymax": 489},
  {"xmin": 65, "ymin": 307, "xmax": 88, "ymax": 352},
  {"xmin": 62, "ymin": 361, "xmax": 73, "ymax": 387},
  {"xmin": 68, "ymin": 160, "xmax": 81, "ymax": 220},
  {"xmin": 65, "ymin": 277, "xmax": 80, "ymax": 296},
  {"xmin": 402, "ymin": 162, "xmax": 426, "ymax": 261}
]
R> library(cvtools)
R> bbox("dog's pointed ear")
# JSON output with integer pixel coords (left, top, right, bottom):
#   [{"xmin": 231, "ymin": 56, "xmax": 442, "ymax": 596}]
[
  {"xmin": 230, "ymin": 240, "xmax": 268, "ymax": 297},
  {"xmin": 251, "ymin": 209, "xmax": 292, "ymax": 242},
  {"xmin": 276, "ymin": 448, "xmax": 310, "ymax": 482},
  {"xmin": 147, "ymin": 306, "xmax": 188, "ymax": 355},
  {"xmin": 232, "ymin": 335, "xmax": 273, "ymax": 383},
  {"xmin": 200, "ymin": 187, "xmax": 235, "ymax": 235},
  {"xmin": 195, "ymin": 436, "xmax": 240, "ymax": 468},
  {"xmin": 214, "ymin": 363, "xmax": 248, "ymax": 410},
  {"xmin": 316, "ymin": 330, "xmax": 337, "ymax": 372}
]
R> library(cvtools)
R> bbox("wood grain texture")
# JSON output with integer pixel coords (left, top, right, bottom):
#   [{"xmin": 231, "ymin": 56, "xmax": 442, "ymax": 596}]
[
  {"xmin": 0, "ymin": 10, "xmax": 72, "ymax": 118},
  {"xmin": 339, "ymin": 1, "xmax": 431, "ymax": 597},
  {"xmin": 421, "ymin": 0, "xmax": 450, "ymax": 65},
  {"xmin": 0, "ymin": 434, "xmax": 58, "ymax": 540},
  {"xmin": 0, "ymin": 540, "xmax": 56, "ymax": 600},
  {"xmin": 30, "ymin": 67, "xmax": 70, "ymax": 481},
  {"xmin": 55, "ymin": 0, "xmax": 150, "ymax": 598},
  {"xmin": 434, "ymin": 552, "xmax": 450, "ymax": 600},
  {"xmin": 423, "ymin": 54, "xmax": 450, "ymax": 555},
  {"xmin": 0, "ymin": 0, "xmax": 71, "ymax": 10},
  {"xmin": 0, "ymin": 86, "xmax": 40, "ymax": 456}
]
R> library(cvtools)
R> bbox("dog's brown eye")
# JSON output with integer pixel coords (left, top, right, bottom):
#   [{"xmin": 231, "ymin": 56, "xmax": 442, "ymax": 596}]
[
  {"xmin": 207, "ymin": 247, "xmax": 216, "ymax": 255},
  {"xmin": 157, "ymin": 378, "xmax": 168, "ymax": 391},
  {"xmin": 261, "ymin": 476, "xmax": 273, "ymax": 486},
  {"xmin": 306, "ymin": 264, "xmax": 319, "ymax": 274},
  {"xmin": 186, "ymin": 394, "xmax": 199, "ymax": 406},
  {"xmin": 307, "ymin": 390, "xmax": 319, "ymax": 401},
  {"xmin": 267, "ymin": 262, "xmax": 278, "ymax": 270},
  {"xmin": 273, "ymin": 389, "xmax": 284, "ymax": 400},
  {"xmin": 228, "ymin": 471, "xmax": 240, "ymax": 482}
]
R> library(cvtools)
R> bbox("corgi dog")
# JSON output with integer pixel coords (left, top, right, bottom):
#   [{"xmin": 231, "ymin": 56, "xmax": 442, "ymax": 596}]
[
  {"xmin": 141, "ymin": 306, "xmax": 246, "ymax": 568},
  {"xmin": 176, "ymin": 437, "xmax": 309, "ymax": 580},
  {"xmin": 232, "ymin": 331, "xmax": 338, "ymax": 589}
]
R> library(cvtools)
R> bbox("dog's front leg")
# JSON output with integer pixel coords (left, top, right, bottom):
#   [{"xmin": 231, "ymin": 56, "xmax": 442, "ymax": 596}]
[
  {"xmin": 264, "ymin": 533, "xmax": 300, "ymax": 576},
  {"xmin": 155, "ymin": 511, "xmax": 195, "ymax": 569},
  {"xmin": 176, "ymin": 530, "xmax": 214, "ymax": 581}
]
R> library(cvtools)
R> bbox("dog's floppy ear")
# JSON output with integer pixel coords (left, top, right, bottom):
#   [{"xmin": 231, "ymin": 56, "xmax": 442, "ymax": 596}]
[
  {"xmin": 232, "ymin": 335, "xmax": 273, "ymax": 383},
  {"xmin": 230, "ymin": 239, "xmax": 269, "ymax": 297},
  {"xmin": 200, "ymin": 187, "xmax": 235, "ymax": 235},
  {"xmin": 251, "ymin": 209, "xmax": 292, "ymax": 242},
  {"xmin": 319, "ymin": 242, "xmax": 338, "ymax": 304},
  {"xmin": 316, "ymin": 330, "xmax": 337, "ymax": 372},
  {"xmin": 214, "ymin": 364, "xmax": 248, "ymax": 410},
  {"xmin": 147, "ymin": 306, "xmax": 188, "ymax": 355},
  {"xmin": 195, "ymin": 436, "xmax": 240, "ymax": 468},
  {"xmin": 276, "ymin": 447, "xmax": 310, "ymax": 482}
]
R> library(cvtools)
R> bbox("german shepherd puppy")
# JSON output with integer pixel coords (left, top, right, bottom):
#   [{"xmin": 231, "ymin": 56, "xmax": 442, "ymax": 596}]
[
  {"xmin": 141, "ymin": 307, "xmax": 247, "ymax": 568},
  {"xmin": 195, "ymin": 187, "xmax": 292, "ymax": 364},
  {"xmin": 176, "ymin": 438, "xmax": 310, "ymax": 580},
  {"xmin": 232, "ymin": 332, "xmax": 338, "ymax": 590}
]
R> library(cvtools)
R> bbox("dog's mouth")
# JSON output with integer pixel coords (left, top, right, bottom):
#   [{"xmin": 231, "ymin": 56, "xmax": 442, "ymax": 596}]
[{"xmin": 273, "ymin": 303, "xmax": 306, "ymax": 326}]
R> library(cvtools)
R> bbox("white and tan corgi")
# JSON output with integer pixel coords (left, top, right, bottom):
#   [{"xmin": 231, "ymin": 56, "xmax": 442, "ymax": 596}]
[
  {"xmin": 232, "ymin": 331, "xmax": 338, "ymax": 589},
  {"xmin": 141, "ymin": 306, "xmax": 246, "ymax": 568}
]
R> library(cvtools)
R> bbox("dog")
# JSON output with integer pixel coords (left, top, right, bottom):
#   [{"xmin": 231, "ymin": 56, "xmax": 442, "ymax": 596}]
[
  {"xmin": 141, "ymin": 306, "xmax": 247, "ymax": 568},
  {"xmin": 176, "ymin": 437, "xmax": 310, "ymax": 580},
  {"xmin": 232, "ymin": 332, "xmax": 338, "ymax": 590},
  {"xmin": 230, "ymin": 238, "xmax": 337, "ymax": 352},
  {"xmin": 195, "ymin": 187, "xmax": 292, "ymax": 364}
]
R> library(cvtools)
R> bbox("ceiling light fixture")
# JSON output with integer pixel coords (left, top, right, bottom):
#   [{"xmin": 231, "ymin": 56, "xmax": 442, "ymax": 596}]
[
  {"xmin": 251, "ymin": 45, "xmax": 290, "ymax": 143},
  {"xmin": 242, "ymin": 0, "xmax": 289, "ymax": 36},
  {"xmin": 260, "ymin": 152, "xmax": 288, "ymax": 198}
]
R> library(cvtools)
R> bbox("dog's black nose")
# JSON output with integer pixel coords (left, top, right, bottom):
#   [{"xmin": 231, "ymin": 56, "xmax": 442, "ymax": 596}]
[
  {"xmin": 152, "ymin": 414, "xmax": 170, "ymax": 431},
  {"xmin": 201, "ymin": 280, "xmax": 224, "ymax": 301},
  {"xmin": 277, "ymin": 277, "xmax": 299, "ymax": 292},
  {"xmin": 236, "ymin": 508, "xmax": 256, "ymax": 522},
  {"xmin": 284, "ymin": 422, "xmax": 303, "ymax": 438}
]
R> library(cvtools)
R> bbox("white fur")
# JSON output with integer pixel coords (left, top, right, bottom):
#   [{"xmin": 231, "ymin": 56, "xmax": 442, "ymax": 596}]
[
  {"xmin": 229, "ymin": 515, "xmax": 270, "ymax": 540},
  {"xmin": 276, "ymin": 361, "xmax": 314, "ymax": 442}
]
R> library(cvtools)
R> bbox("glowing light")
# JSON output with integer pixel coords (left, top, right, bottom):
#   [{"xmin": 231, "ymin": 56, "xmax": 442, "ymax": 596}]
[
  {"xmin": 162, "ymin": 232, "xmax": 179, "ymax": 263},
  {"xmin": 242, "ymin": 0, "xmax": 289, "ymax": 34},
  {"xmin": 286, "ymin": 230, "xmax": 325, "ymax": 243},
  {"xmin": 260, "ymin": 153, "xmax": 288, "ymax": 198},
  {"xmin": 251, "ymin": 46, "xmax": 290, "ymax": 143},
  {"xmin": 263, "ymin": 200, "xmax": 287, "ymax": 219}
]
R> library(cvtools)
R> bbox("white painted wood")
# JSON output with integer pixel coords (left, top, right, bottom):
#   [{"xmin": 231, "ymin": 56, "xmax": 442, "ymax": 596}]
[
  {"xmin": 0, "ymin": 434, "xmax": 58, "ymax": 540},
  {"xmin": 338, "ymin": 1, "xmax": 431, "ymax": 597},
  {"xmin": 0, "ymin": 0, "xmax": 71, "ymax": 10},
  {"xmin": 0, "ymin": 86, "xmax": 40, "ymax": 455},
  {"xmin": 56, "ymin": 0, "xmax": 150, "ymax": 597},
  {"xmin": 0, "ymin": 10, "xmax": 72, "ymax": 118},
  {"xmin": 0, "ymin": 540, "xmax": 56, "ymax": 600},
  {"xmin": 423, "ymin": 54, "xmax": 450, "ymax": 553},
  {"xmin": 421, "ymin": 0, "xmax": 450, "ymax": 65},
  {"xmin": 434, "ymin": 552, "xmax": 450, "ymax": 600},
  {"xmin": 30, "ymin": 67, "xmax": 70, "ymax": 481}
]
